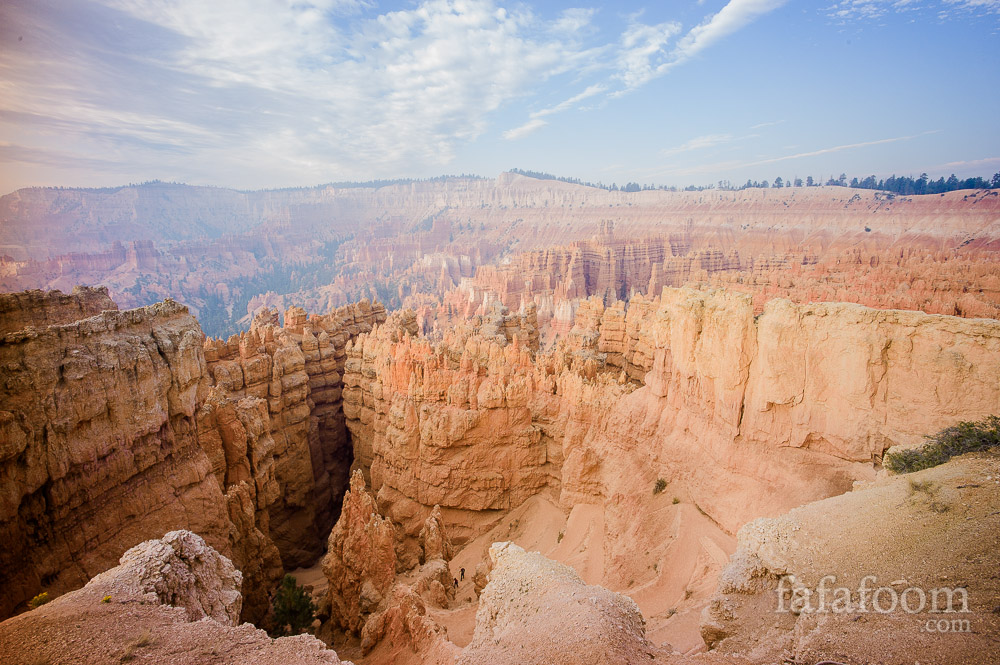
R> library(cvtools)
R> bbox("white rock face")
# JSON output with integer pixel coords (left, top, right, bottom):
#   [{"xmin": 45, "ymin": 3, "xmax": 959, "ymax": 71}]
[{"xmin": 85, "ymin": 529, "xmax": 243, "ymax": 625}]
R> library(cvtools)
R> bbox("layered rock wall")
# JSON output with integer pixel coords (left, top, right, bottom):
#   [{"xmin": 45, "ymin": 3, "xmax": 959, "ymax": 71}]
[
  {"xmin": 202, "ymin": 299, "xmax": 386, "ymax": 565},
  {"xmin": 0, "ymin": 297, "xmax": 230, "ymax": 619},
  {"xmin": 0, "ymin": 289, "xmax": 385, "ymax": 622},
  {"xmin": 344, "ymin": 286, "xmax": 1000, "ymax": 555}
]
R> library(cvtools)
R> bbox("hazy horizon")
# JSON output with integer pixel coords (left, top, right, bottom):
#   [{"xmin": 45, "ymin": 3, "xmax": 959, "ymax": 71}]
[{"xmin": 2, "ymin": 0, "xmax": 998, "ymax": 193}]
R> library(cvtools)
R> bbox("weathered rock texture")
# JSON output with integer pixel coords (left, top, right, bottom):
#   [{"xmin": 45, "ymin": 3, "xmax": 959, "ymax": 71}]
[
  {"xmin": 343, "ymin": 284, "xmax": 1000, "ymax": 650},
  {"xmin": 0, "ymin": 530, "xmax": 349, "ymax": 665},
  {"xmin": 322, "ymin": 470, "xmax": 398, "ymax": 635},
  {"xmin": 203, "ymin": 299, "xmax": 386, "ymax": 566},
  {"xmin": 459, "ymin": 542, "xmax": 661, "ymax": 665},
  {"xmin": 701, "ymin": 451, "xmax": 1000, "ymax": 664},
  {"xmin": 320, "ymin": 468, "xmax": 460, "ymax": 658},
  {"xmin": 0, "ymin": 285, "xmax": 116, "ymax": 335},
  {"xmin": 0, "ymin": 296, "xmax": 231, "ymax": 619},
  {"xmin": 0, "ymin": 289, "xmax": 384, "ymax": 622}
]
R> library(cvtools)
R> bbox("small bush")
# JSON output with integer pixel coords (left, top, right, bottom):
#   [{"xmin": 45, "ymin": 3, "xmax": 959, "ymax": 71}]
[
  {"xmin": 557, "ymin": 530, "xmax": 564, "ymax": 543},
  {"xmin": 101, "ymin": 595, "xmax": 112, "ymax": 604},
  {"xmin": 271, "ymin": 575, "xmax": 316, "ymax": 636},
  {"xmin": 28, "ymin": 592, "xmax": 50, "ymax": 610},
  {"xmin": 653, "ymin": 478, "xmax": 668, "ymax": 494},
  {"xmin": 884, "ymin": 415, "xmax": 1000, "ymax": 474},
  {"xmin": 672, "ymin": 497, "xmax": 680, "ymax": 505}
]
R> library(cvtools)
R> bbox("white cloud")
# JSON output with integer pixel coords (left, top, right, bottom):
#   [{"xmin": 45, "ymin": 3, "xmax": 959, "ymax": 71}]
[
  {"xmin": 826, "ymin": 0, "xmax": 1000, "ymax": 21},
  {"xmin": 55, "ymin": 0, "xmax": 599, "ymax": 179},
  {"xmin": 615, "ymin": 20, "xmax": 682, "ymax": 89},
  {"xmin": 503, "ymin": 118, "xmax": 548, "ymax": 140},
  {"xmin": 673, "ymin": 0, "xmax": 790, "ymax": 62},
  {"xmin": 661, "ymin": 134, "xmax": 735, "ymax": 156},
  {"xmin": 502, "ymin": 83, "xmax": 605, "ymax": 140}
]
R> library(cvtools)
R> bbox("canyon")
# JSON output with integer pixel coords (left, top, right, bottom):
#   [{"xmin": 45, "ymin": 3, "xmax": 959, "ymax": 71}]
[
  {"xmin": 3, "ymin": 177, "xmax": 998, "ymax": 338},
  {"xmin": 1, "ymin": 176, "xmax": 999, "ymax": 664}
]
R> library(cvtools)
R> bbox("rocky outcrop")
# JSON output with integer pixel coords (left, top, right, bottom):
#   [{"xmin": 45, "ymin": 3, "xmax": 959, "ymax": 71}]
[
  {"xmin": 360, "ymin": 584, "xmax": 459, "ymax": 664},
  {"xmin": 0, "ymin": 530, "xmax": 349, "ymax": 665},
  {"xmin": 321, "ymin": 470, "xmax": 397, "ymax": 635},
  {"xmin": 88, "ymin": 529, "xmax": 244, "ymax": 624},
  {"xmin": 203, "ymin": 300, "xmax": 386, "ymax": 566},
  {"xmin": 0, "ymin": 288, "xmax": 384, "ymax": 624},
  {"xmin": 344, "ymin": 311, "xmax": 556, "ymax": 547},
  {"xmin": 419, "ymin": 504, "xmax": 454, "ymax": 564},
  {"xmin": 0, "ymin": 285, "xmax": 116, "ymax": 335},
  {"xmin": 0, "ymin": 296, "xmax": 231, "ymax": 619},
  {"xmin": 701, "ymin": 451, "xmax": 1000, "ymax": 664},
  {"xmin": 459, "ymin": 542, "xmax": 661, "ymax": 665}
]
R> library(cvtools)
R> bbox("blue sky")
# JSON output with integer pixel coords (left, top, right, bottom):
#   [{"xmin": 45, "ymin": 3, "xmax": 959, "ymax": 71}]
[{"xmin": 1, "ymin": 0, "xmax": 998, "ymax": 192}]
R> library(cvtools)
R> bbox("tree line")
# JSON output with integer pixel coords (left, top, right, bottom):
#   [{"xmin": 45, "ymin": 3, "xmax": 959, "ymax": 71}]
[{"xmin": 720, "ymin": 172, "xmax": 1000, "ymax": 193}]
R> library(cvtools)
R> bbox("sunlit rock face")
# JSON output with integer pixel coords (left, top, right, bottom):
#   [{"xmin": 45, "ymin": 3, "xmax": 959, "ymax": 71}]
[{"xmin": 345, "ymin": 285, "xmax": 1000, "ymax": 550}]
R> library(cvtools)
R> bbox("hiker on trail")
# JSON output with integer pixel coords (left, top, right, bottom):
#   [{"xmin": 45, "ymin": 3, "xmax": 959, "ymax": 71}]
[
  {"xmin": 453, "ymin": 577, "xmax": 459, "ymax": 589},
  {"xmin": 460, "ymin": 567, "xmax": 465, "ymax": 581}
]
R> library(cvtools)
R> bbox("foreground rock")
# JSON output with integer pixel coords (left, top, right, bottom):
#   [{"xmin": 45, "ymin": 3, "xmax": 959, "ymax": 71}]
[
  {"xmin": 460, "ymin": 542, "xmax": 662, "ymax": 665},
  {"xmin": 0, "ymin": 531, "xmax": 350, "ymax": 665},
  {"xmin": 701, "ymin": 451, "xmax": 1000, "ymax": 664}
]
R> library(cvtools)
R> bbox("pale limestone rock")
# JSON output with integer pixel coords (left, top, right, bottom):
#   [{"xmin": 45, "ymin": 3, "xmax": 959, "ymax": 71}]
[
  {"xmin": 459, "ymin": 542, "xmax": 660, "ymax": 665},
  {"xmin": 87, "ymin": 530, "xmax": 243, "ymax": 625}
]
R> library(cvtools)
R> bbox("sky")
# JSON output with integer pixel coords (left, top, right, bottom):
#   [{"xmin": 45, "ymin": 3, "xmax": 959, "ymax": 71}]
[{"xmin": 1, "ymin": 0, "xmax": 998, "ymax": 193}]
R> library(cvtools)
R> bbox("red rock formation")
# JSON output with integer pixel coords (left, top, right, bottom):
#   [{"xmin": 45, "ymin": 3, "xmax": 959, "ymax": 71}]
[
  {"xmin": 4, "ymin": 180, "xmax": 997, "ymax": 340},
  {"xmin": 202, "ymin": 299, "xmax": 386, "ymax": 566},
  {"xmin": 0, "ymin": 286, "xmax": 116, "ymax": 335},
  {"xmin": 321, "ymin": 469, "xmax": 397, "ymax": 636},
  {"xmin": 342, "ymin": 284, "xmax": 1000, "ymax": 652},
  {"xmin": 0, "ymin": 289, "xmax": 384, "ymax": 625},
  {"xmin": 0, "ymin": 296, "xmax": 232, "ymax": 619}
]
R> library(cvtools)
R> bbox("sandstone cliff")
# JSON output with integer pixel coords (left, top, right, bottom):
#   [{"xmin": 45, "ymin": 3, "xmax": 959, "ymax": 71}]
[
  {"xmin": 0, "ymin": 285, "xmax": 116, "ymax": 335},
  {"xmin": 0, "ymin": 296, "xmax": 232, "ymax": 619},
  {"xmin": 0, "ymin": 289, "xmax": 384, "ymax": 623},
  {"xmin": 343, "ymin": 285, "xmax": 1000, "ymax": 650},
  {"xmin": 203, "ymin": 299, "xmax": 386, "ymax": 565}
]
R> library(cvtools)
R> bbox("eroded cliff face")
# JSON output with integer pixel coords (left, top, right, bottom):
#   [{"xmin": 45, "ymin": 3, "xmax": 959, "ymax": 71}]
[
  {"xmin": 0, "ymin": 289, "xmax": 385, "ymax": 623},
  {"xmin": 0, "ymin": 296, "xmax": 231, "ymax": 620},
  {"xmin": 203, "ymin": 299, "xmax": 386, "ymax": 566},
  {"xmin": 0, "ymin": 286, "xmax": 116, "ymax": 335},
  {"xmin": 342, "ymin": 285, "xmax": 1000, "ymax": 648}
]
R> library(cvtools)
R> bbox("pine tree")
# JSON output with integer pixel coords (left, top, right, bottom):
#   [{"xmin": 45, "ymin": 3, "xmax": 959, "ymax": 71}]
[{"xmin": 272, "ymin": 574, "xmax": 316, "ymax": 636}]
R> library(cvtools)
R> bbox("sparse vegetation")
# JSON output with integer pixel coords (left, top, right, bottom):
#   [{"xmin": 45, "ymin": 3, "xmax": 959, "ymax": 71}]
[
  {"xmin": 270, "ymin": 574, "xmax": 316, "ymax": 637},
  {"xmin": 884, "ymin": 415, "xmax": 1000, "ymax": 474},
  {"xmin": 28, "ymin": 592, "xmax": 50, "ymax": 610},
  {"xmin": 653, "ymin": 478, "xmax": 668, "ymax": 494},
  {"xmin": 120, "ymin": 628, "xmax": 153, "ymax": 662}
]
